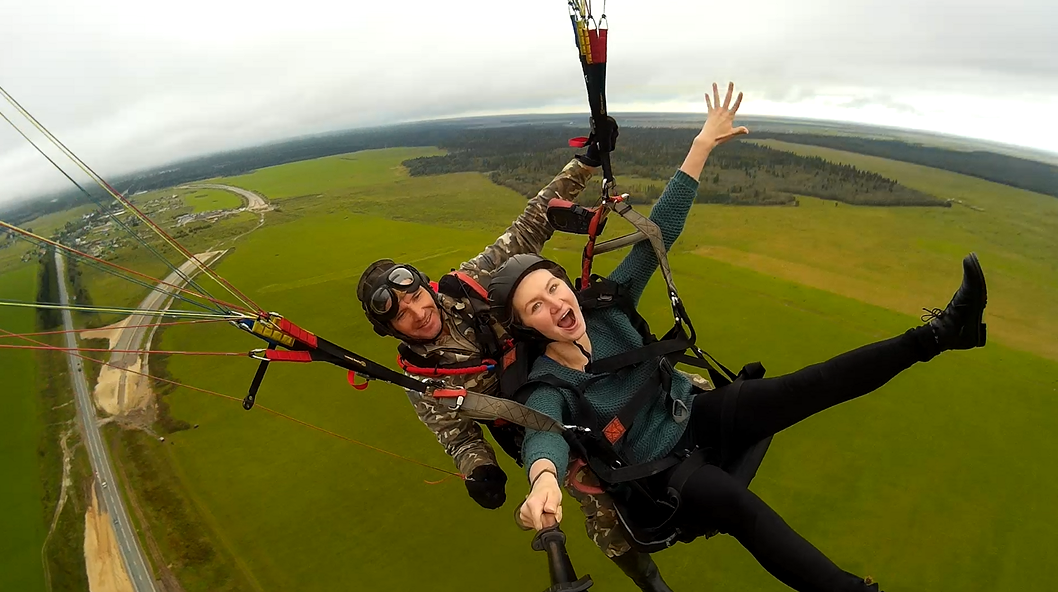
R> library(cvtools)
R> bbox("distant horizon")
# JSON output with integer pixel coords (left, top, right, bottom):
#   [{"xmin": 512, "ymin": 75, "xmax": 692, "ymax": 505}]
[
  {"xmin": 415, "ymin": 111, "xmax": 1058, "ymax": 161},
  {"xmin": 150, "ymin": 111, "xmax": 1058, "ymax": 173},
  {"xmin": 3, "ymin": 111, "xmax": 1056, "ymax": 212}
]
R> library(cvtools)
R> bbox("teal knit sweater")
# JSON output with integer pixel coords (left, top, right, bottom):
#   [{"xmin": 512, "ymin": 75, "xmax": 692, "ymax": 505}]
[{"xmin": 523, "ymin": 170, "xmax": 700, "ymax": 476}]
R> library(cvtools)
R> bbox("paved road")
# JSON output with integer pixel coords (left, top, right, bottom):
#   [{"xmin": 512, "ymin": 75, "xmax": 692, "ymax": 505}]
[
  {"xmin": 112, "ymin": 252, "xmax": 225, "ymax": 364},
  {"xmin": 55, "ymin": 251, "xmax": 159, "ymax": 592}
]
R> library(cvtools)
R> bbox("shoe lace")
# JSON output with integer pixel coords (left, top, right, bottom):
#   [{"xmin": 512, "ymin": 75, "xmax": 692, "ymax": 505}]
[{"xmin": 921, "ymin": 307, "xmax": 944, "ymax": 322}]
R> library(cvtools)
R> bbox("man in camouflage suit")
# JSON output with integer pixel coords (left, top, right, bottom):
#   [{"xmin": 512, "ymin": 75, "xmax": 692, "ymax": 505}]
[{"xmin": 356, "ymin": 138, "xmax": 677, "ymax": 592}]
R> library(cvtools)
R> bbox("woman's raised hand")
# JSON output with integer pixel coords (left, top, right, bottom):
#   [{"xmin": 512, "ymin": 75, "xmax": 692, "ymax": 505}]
[{"xmin": 696, "ymin": 82, "xmax": 749, "ymax": 148}]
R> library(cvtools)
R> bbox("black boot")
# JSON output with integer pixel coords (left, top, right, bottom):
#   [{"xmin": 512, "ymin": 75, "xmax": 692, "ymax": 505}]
[
  {"xmin": 610, "ymin": 549, "xmax": 674, "ymax": 592},
  {"xmin": 923, "ymin": 252, "xmax": 987, "ymax": 352}
]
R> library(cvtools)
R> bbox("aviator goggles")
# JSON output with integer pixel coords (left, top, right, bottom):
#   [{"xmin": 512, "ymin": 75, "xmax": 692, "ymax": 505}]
[{"xmin": 368, "ymin": 266, "xmax": 426, "ymax": 320}]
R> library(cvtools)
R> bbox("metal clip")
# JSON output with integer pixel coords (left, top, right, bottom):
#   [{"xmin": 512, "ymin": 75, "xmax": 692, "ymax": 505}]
[
  {"xmin": 672, "ymin": 398, "xmax": 689, "ymax": 423},
  {"xmin": 249, "ymin": 348, "xmax": 269, "ymax": 361}
]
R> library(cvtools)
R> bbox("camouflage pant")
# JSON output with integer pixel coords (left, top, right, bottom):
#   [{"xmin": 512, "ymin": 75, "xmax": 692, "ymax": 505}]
[{"xmin": 564, "ymin": 462, "xmax": 633, "ymax": 558}]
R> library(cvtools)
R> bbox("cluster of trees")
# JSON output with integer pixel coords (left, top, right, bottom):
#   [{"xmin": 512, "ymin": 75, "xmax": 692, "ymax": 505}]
[
  {"xmin": 35, "ymin": 248, "xmax": 62, "ymax": 330},
  {"xmin": 404, "ymin": 126, "xmax": 947, "ymax": 207},
  {"xmin": 8, "ymin": 117, "xmax": 1052, "ymax": 223},
  {"xmin": 751, "ymin": 132, "xmax": 1058, "ymax": 199}
]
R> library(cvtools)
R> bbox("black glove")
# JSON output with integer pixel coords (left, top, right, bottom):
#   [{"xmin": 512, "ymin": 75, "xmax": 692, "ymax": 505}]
[
  {"xmin": 465, "ymin": 464, "xmax": 508, "ymax": 509},
  {"xmin": 577, "ymin": 116, "xmax": 619, "ymax": 167}
]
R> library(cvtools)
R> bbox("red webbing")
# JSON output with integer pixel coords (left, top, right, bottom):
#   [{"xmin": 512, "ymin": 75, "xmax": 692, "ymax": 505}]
[
  {"xmin": 265, "ymin": 350, "xmax": 313, "ymax": 363},
  {"xmin": 277, "ymin": 318, "xmax": 318, "ymax": 348}
]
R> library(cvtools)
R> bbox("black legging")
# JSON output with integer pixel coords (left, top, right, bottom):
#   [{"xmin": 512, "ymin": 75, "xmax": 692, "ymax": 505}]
[{"xmin": 674, "ymin": 327, "xmax": 937, "ymax": 591}]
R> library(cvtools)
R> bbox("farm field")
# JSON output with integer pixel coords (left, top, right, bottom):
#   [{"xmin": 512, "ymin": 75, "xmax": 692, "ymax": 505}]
[
  {"xmin": 6, "ymin": 142, "xmax": 1056, "ymax": 592},
  {"xmin": 180, "ymin": 188, "xmax": 244, "ymax": 213},
  {"xmin": 0, "ymin": 265, "xmax": 47, "ymax": 592},
  {"xmin": 112, "ymin": 146, "xmax": 1057, "ymax": 591}
]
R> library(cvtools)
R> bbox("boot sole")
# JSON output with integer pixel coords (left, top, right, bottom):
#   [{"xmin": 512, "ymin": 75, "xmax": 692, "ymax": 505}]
[{"xmin": 966, "ymin": 252, "xmax": 987, "ymax": 347}]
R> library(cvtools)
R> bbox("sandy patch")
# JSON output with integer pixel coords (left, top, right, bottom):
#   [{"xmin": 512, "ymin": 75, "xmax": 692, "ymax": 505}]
[
  {"xmin": 84, "ymin": 487, "xmax": 135, "ymax": 592},
  {"xmin": 86, "ymin": 250, "xmax": 224, "ymax": 417},
  {"xmin": 94, "ymin": 358, "xmax": 153, "ymax": 416},
  {"xmin": 80, "ymin": 318, "xmax": 130, "ymax": 349}
]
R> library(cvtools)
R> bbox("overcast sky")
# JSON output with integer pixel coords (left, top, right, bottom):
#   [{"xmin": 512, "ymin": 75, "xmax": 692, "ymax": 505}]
[{"xmin": 1, "ymin": 0, "xmax": 1055, "ymax": 204}]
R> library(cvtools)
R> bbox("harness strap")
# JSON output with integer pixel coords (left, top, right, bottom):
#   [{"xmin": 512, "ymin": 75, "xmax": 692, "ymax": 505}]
[
  {"xmin": 431, "ymin": 389, "xmax": 567, "ymax": 435},
  {"xmin": 670, "ymin": 352, "xmax": 739, "ymax": 386},
  {"xmin": 436, "ymin": 272, "xmax": 505, "ymax": 358},
  {"xmin": 664, "ymin": 448, "xmax": 711, "ymax": 502},
  {"xmin": 243, "ymin": 343, "xmax": 275, "ymax": 410},
  {"xmin": 590, "ymin": 454, "xmax": 681, "ymax": 485},
  {"xmin": 308, "ymin": 333, "xmax": 430, "ymax": 392},
  {"xmin": 586, "ymin": 338, "xmax": 690, "ymax": 375},
  {"xmin": 602, "ymin": 364, "xmax": 667, "ymax": 444}
]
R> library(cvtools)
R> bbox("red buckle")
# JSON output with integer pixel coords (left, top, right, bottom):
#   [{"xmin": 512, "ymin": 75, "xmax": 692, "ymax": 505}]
[{"xmin": 432, "ymin": 388, "xmax": 467, "ymax": 399}]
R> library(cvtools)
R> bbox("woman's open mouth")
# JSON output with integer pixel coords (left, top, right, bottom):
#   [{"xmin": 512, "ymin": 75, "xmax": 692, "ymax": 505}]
[{"xmin": 557, "ymin": 308, "xmax": 577, "ymax": 331}]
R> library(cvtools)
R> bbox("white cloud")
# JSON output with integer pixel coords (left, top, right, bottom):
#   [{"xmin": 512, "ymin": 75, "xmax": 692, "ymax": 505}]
[{"xmin": 1, "ymin": 0, "xmax": 1056, "ymax": 204}]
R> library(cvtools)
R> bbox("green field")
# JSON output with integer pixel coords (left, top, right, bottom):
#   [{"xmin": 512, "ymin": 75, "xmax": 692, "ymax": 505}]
[
  {"xmin": 0, "ymin": 265, "xmax": 47, "ymax": 592},
  {"xmin": 213, "ymin": 147, "xmax": 446, "ymax": 201},
  {"xmin": 75, "ymin": 145, "xmax": 1053, "ymax": 592},
  {"xmin": 181, "ymin": 189, "xmax": 244, "ymax": 213},
  {"xmin": 21, "ymin": 143, "xmax": 1058, "ymax": 591}
]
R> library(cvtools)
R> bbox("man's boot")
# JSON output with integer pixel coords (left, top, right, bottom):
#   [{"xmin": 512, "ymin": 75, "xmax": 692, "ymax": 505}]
[
  {"xmin": 609, "ymin": 549, "xmax": 674, "ymax": 592},
  {"xmin": 923, "ymin": 252, "xmax": 988, "ymax": 352}
]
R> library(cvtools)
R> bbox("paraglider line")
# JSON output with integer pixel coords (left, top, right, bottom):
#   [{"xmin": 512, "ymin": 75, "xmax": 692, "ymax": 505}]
[
  {"xmin": 0, "ymin": 318, "xmax": 228, "ymax": 341},
  {"xmin": 0, "ymin": 86, "xmax": 262, "ymax": 314},
  {"xmin": 0, "ymin": 344, "xmax": 247, "ymax": 357},
  {"xmin": 0, "ymin": 220, "xmax": 252, "ymax": 314},
  {"xmin": 0, "ymin": 107, "xmax": 227, "ymax": 313},
  {"xmin": 0, "ymin": 326, "xmax": 462, "ymax": 480}
]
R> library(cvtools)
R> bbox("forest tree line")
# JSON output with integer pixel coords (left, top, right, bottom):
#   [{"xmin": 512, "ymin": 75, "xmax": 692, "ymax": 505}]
[
  {"xmin": 750, "ymin": 132, "xmax": 1058, "ymax": 199},
  {"xmin": 17, "ymin": 116, "xmax": 1054, "ymax": 223},
  {"xmin": 404, "ymin": 126, "xmax": 948, "ymax": 207}
]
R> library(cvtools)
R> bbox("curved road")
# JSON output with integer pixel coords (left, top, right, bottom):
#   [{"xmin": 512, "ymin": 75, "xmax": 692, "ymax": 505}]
[
  {"xmin": 181, "ymin": 183, "xmax": 270, "ymax": 212},
  {"xmin": 107, "ymin": 252, "xmax": 224, "ymax": 410},
  {"xmin": 56, "ymin": 251, "xmax": 159, "ymax": 592}
]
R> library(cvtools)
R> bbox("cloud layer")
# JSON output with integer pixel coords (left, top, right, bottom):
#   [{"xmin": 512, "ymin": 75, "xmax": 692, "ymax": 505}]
[{"xmin": 1, "ymin": 0, "xmax": 1055, "ymax": 203}]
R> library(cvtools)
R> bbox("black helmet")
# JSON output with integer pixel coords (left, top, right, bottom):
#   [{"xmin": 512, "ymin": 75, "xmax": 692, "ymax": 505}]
[
  {"xmin": 487, "ymin": 253, "xmax": 571, "ymax": 334},
  {"xmin": 356, "ymin": 259, "xmax": 439, "ymax": 340}
]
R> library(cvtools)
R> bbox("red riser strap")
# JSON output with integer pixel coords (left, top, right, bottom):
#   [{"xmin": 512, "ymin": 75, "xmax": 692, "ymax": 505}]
[
  {"xmin": 588, "ymin": 28, "xmax": 607, "ymax": 63},
  {"xmin": 265, "ymin": 350, "xmax": 313, "ymax": 363},
  {"xmin": 277, "ymin": 318, "xmax": 318, "ymax": 348}
]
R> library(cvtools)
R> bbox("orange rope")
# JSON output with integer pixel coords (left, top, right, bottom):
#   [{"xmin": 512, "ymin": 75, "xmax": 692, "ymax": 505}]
[{"xmin": 0, "ymin": 326, "xmax": 463, "ymax": 481}]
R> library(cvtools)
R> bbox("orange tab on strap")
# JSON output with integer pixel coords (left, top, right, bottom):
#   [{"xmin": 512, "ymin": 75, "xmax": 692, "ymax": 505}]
[
  {"xmin": 432, "ymin": 388, "xmax": 467, "ymax": 399},
  {"xmin": 602, "ymin": 417, "xmax": 626, "ymax": 444}
]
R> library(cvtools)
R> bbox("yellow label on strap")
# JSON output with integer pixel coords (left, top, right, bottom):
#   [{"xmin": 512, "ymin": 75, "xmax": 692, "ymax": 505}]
[{"xmin": 251, "ymin": 320, "xmax": 295, "ymax": 347}]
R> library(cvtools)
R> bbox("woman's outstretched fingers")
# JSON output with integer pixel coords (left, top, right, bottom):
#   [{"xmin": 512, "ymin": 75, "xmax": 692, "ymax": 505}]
[
  {"xmin": 731, "ymin": 91, "xmax": 743, "ymax": 114},
  {"xmin": 712, "ymin": 82, "xmax": 721, "ymax": 112},
  {"xmin": 705, "ymin": 92, "xmax": 713, "ymax": 112},
  {"xmin": 723, "ymin": 81, "xmax": 734, "ymax": 110}
]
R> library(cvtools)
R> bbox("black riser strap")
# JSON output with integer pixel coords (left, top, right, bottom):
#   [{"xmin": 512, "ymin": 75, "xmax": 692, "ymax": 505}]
[{"xmin": 312, "ymin": 337, "xmax": 427, "ymax": 393}]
